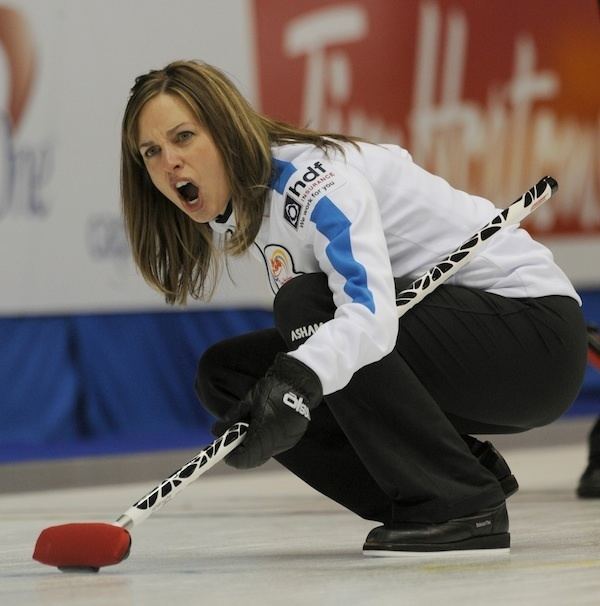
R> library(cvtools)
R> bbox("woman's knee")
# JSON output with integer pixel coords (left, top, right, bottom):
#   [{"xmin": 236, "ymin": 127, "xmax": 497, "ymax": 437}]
[
  {"xmin": 195, "ymin": 329, "xmax": 283, "ymax": 418},
  {"xmin": 273, "ymin": 273, "xmax": 335, "ymax": 348},
  {"xmin": 194, "ymin": 342, "xmax": 230, "ymax": 418}
]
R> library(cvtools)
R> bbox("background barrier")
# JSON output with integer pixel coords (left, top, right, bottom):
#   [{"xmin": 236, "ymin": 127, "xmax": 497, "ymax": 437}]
[{"xmin": 1, "ymin": 0, "xmax": 598, "ymax": 461}]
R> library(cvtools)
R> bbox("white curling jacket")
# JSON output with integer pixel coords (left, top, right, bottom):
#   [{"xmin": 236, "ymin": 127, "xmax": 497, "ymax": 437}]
[{"xmin": 211, "ymin": 142, "xmax": 580, "ymax": 395}]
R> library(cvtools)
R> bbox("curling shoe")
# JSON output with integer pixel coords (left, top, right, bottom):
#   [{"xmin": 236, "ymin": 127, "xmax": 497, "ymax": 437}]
[
  {"xmin": 577, "ymin": 463, "xmax": 600, "ymax": 498},
  {"xmin": 465, "ymin": 437, "xmax": 519, "ymax": 498},
  {"xmin": 363, "ymin": 502, "xmax": 510, "ymax": 557}
]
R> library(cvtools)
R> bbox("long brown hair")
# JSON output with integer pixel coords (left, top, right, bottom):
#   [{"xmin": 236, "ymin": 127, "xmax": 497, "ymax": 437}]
[{"xmin": 121, "ymin": 60, "xmax": 359, "ymax": 304}]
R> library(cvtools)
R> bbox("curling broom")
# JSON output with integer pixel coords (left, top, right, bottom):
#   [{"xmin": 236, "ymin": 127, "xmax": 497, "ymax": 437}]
[{"xmin": 32, "ymin": 176, "xmax": 557, "ymax": 572}]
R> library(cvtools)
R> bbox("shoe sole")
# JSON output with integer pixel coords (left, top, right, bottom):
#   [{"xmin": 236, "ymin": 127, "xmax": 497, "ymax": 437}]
[
  {"xmin": 363, "ymin": 546, "xmax": 510, "ymax": 557},
  {"xmin": 363, "ymin": 532, "xmax": 510, "ymax": 557}
]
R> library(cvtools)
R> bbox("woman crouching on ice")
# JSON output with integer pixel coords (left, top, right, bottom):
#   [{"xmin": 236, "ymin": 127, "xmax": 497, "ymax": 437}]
[{"xmin": 120, "ymin": 60, "xmax": 587, "ymax": 556}]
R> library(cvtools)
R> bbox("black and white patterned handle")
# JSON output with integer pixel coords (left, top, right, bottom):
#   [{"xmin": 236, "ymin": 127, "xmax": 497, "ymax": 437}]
[
  {"xmin": 116, "ymin": 422, "xmax": 248, "ymax": 528},
  {"xmin": 395, "ymin": 176, "xmax": 557, "ymax": 316},
  {"xmin": 113, "ymin": 177, "xmax": 556, "ymax": 530}
]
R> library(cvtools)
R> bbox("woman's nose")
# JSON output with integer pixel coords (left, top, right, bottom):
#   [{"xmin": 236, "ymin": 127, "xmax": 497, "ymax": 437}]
[{"xmin": 162, "ymin": 144, "xmax": 182, "ymax": 170}]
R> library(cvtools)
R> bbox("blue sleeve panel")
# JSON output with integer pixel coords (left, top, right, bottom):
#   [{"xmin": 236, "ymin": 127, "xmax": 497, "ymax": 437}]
[
  {"xmin": 270, "ymin": 158, "xmax": 297, "ymax": 194},
  {"xmin": 310, "ymin": 196, "xmax": 376, "ymax": 313}
]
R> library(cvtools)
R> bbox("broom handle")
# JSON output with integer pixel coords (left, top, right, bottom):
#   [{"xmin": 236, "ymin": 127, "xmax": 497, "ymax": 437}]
[{"xmin": 116, "ymin": 176, "xmax": 558, "ymax": 529}]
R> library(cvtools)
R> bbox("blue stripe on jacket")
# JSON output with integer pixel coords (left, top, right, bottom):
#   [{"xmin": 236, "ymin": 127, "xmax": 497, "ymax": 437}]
[
  {"xmin": 270, "ymin": 158, "xmax": 297, "ymax": 194},
  {"xmin": 310, "ymin": 197, "xmax": 376, "ymax": 313}
]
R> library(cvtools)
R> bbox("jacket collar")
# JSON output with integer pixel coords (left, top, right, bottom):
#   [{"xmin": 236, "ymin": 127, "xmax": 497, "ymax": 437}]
[{"xmin": 209, "ymin": 200, "xmax": 236, "ymax": 234}]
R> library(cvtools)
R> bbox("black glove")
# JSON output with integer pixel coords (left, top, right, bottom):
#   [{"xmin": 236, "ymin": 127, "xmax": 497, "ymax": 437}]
[{"xmin": 212, "ymin": 352, "xmax": 323, "ymax": 469}]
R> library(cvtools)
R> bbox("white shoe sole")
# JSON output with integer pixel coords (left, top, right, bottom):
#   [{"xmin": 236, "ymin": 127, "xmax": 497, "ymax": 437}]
[{"xmin": 363, "ymin": 547, "xmax": 510, "ymax": 558}]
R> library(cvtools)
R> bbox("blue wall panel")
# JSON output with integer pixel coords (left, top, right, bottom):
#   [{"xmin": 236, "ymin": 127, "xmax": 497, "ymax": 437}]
[
  {"xmin": 0, "ymin": 289, "xmax": 598, "ymax": 463},
  {"xmin": 0, "ymin": 309, "xmax": 274, "ymax": 462}
]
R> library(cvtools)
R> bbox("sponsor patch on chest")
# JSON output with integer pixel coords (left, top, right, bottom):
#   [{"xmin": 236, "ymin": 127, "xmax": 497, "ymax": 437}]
[{"xmin": 283, "ymin": 161, "xmax": 346, "ymax": 233}]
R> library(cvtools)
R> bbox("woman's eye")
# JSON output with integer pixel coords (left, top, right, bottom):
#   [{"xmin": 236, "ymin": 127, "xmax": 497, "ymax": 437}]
[
  {"xmin": 177, "ymin": 131, "xmax": 193, "ymax": 142},
  {"xmin": 143, "ymin": 146, "xmax": 159, "ymax": 159}
]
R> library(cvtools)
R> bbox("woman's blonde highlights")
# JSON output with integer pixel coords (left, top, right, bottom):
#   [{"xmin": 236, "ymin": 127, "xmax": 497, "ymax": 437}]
[{"xmin": 121, "ymin": 60, "xmax": 359, "ymax": 304}]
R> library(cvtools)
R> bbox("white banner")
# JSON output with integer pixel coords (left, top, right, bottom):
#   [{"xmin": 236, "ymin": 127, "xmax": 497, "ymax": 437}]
[
  {"xmin": 0, "ymin": 0, "xmax": 597, "ymax": 316},
  {"xmin": 0, "ymin": 0, "xmax": 272, "ymax": 315}
]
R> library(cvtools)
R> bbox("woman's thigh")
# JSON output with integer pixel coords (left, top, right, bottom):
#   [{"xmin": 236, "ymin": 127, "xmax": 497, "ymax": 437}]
[{"xmin": 396, "ymin": 286, "xmax": 588, "ymax": 430}]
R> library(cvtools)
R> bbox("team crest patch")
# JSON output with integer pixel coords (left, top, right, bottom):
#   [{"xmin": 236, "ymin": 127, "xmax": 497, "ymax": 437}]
[
  {"xmin": 264, "ymin": 244, "xmax": 303, "ymax": 292},
  {"xmin": 283, "ymin": 195, "xmax": 302, "ymax": 229}
]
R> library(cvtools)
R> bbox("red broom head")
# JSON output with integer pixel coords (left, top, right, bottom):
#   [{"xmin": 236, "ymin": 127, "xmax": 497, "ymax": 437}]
[{"xmin": 33, "ymin": 523, "xmax": 131, "ymax": 571}]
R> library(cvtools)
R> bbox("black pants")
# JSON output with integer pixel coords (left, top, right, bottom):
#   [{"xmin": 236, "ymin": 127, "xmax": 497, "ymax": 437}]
[{"xmin": 196, "ymin": 273, "xmax": 587, "ymax": 525}]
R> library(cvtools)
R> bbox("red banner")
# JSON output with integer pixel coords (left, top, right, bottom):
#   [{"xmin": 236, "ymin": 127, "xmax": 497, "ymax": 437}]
[{"xmin": 253, "ymin": 0, "xmax": 600, "ymax": 236}]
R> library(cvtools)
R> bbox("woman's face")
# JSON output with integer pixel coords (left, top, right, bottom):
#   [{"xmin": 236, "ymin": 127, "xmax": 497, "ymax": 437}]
[{"xmin": 137, "ymin": 93, "xmax": 230, "ymax": 223}]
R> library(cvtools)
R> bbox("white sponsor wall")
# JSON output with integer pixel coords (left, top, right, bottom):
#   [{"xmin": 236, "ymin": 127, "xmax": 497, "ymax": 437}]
[
  {"xmin": 0, "ymin": 0, "xmax": 272, "ymax": 315},
  {"xmin": 1, "ymin": 0, "xmax": 598, "ymax": 316}
]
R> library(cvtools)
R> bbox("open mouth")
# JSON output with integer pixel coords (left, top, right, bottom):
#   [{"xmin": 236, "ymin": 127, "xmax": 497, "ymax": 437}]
[{"xmin": 175, "ymin": 180, "xmax": 199, "ymax": 205}]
